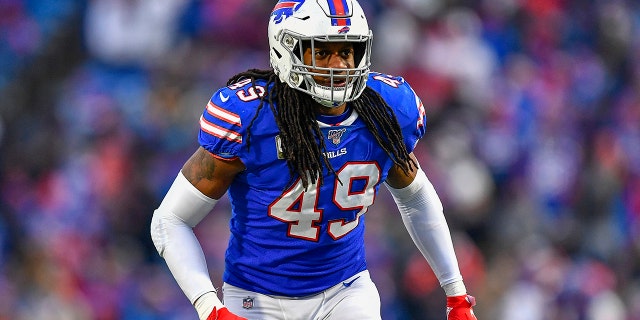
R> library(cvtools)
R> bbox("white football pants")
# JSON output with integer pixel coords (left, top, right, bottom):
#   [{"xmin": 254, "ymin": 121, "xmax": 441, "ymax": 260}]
[{"xmin": 222, "ymin": 270, "xmax": 381, "ymax": 320}]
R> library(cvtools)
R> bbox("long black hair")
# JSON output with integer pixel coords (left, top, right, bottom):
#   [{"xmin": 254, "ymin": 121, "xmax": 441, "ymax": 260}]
[{"xmin": 227, "ymin": 69, "xmax": 416, "ymax": 188}]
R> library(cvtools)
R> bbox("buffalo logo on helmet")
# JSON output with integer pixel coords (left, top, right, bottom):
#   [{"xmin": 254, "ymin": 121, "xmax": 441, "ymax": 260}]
[
  {"xmin": 271, "ymin": 0, "xmax": 306, "ymax": 24},
  {"xmin": 337, "ymin": 26, "xmax": 350, "ymax": 34}
]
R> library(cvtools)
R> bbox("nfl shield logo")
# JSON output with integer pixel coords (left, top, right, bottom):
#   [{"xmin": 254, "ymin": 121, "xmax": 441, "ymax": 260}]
[
  {"xmin": 327, "ymin": 128, "xmax": 347, "ymax": 145},
  {"xmin": 242, "ymin": 297, "xmax": 254, "ymax": 309}
]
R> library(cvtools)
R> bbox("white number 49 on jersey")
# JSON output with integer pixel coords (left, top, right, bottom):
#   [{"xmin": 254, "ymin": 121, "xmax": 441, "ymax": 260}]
[{"xmin": 268, "ymin": 162, "xmax": 380, "ymax": 241}]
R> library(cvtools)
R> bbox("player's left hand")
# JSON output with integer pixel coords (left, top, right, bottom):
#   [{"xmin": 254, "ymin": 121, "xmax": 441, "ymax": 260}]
[
  {"xmin": 446, "ymin": 294, "xmax": 477, "ymax": 320},
  {"xmin": 206, "ymin": 307, "xmax": 248, "ymax": 320}
]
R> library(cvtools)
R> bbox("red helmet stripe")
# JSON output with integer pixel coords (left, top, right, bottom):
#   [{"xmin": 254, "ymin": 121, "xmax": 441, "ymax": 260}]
[
  {"xmin": 330, "ymin": 0, "xmax": 347, "ymax": 16},
  {"xmin": 328, "ymin": 0, "xmax": 351, "ymax": 26}
]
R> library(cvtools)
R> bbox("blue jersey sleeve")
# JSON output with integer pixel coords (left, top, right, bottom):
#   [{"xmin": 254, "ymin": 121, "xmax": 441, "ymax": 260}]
[
  {"xmin": 198, "ymin": 78, "xmax": 268, "ymax": 161},
  {"xmin": 366, "ymin": 72, "xmax": 427, "ymax": 153}
]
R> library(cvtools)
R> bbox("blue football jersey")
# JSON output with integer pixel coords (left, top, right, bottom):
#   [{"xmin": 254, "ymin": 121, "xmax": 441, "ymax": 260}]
[{"xmin": 198, "ymin": 72, "xmax": 427, "ymax": 297}]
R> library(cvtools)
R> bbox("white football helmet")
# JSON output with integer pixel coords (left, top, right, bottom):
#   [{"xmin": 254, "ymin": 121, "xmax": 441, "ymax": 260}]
[{"xmin": 268, "ymin": 0, "xmax": 372, "ymax": 107}]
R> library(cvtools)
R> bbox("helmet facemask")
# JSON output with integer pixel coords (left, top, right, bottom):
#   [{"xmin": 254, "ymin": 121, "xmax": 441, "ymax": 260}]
[{"xmin": 283, "ymin": 33, "xmax": 371, "ymax": 107}]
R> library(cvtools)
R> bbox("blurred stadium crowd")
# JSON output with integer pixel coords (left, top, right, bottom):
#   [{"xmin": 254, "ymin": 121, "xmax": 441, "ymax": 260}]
[{"xmin": 0, "ymin": 0, "xmax": 639, "ymax": 319}]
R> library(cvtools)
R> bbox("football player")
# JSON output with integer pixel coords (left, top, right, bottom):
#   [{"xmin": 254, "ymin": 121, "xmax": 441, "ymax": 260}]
[{"xmin": 150, "ymin": 0, "xmax": 478, "ymax": 319}]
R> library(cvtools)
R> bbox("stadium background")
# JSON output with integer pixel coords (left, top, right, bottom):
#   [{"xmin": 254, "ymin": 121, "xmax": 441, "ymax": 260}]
[{"xmin": 0, "ymin": 0, "xmax": 638, "ymax": 319}]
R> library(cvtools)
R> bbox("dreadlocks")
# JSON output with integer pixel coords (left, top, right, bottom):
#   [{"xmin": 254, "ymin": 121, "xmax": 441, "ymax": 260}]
[{"xmin": 227, "ymin": 68, "xmax": 416, "ymax": 188}]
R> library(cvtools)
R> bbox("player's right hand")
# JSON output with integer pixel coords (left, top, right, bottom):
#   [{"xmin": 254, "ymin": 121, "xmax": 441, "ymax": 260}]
[{"xmin": 206, "ymin": 307, "xmax": 247, "ymax": 320}]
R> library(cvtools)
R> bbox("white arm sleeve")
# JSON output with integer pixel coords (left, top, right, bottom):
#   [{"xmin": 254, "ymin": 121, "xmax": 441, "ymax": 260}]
[
  {"xmin": 150, "ymin": 171, "xmax": 225, "ymax": 314},
  {"xmin": 386, "ymin": 169, "xmax": 466, "ymax": 295}
]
